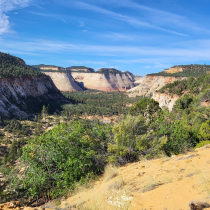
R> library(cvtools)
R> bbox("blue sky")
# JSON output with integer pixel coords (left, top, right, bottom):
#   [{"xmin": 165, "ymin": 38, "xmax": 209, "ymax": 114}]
[{"xmin": 1, "ymin": 0, "xmax": 210, "ymax": 75}]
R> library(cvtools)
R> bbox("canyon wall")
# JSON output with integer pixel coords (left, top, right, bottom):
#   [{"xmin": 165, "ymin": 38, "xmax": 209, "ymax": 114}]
[
  {"xmin": 71, "ymin": 72, "xmax": 135, "ymax": 91},
  {"xmin": 0, "ymin": 76, "xmax": 67, "ymax": 118},
  {"xmin": 44, "ymin": 72, "xmax": 83, "ymax": 92},
  {"xmin": 128, "ymin": 75, "xmax": 184, "ymax": 97}
]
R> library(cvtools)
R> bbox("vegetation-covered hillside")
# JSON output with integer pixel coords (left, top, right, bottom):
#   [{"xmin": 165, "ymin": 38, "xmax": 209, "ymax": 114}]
[
  {"xmin": 0, "ymin": 52, "xmax": 44, "ymax": 78},
  {"xmin": 97, "ymin": 68, "xmax": 123, "ymax": 74},
  {"xmin": 32, "ymin": 65, "xmax": 95, "ymax": 73},
  {"xmin": 67, "ymin": 66, "xmax": 95, "ymax": 72},
  {"xmin": 31, "ymin": 64, "xmax": 61, "ymax": 68},
  {"xmin": 158, "ymin": 74, "xmax": 210, "ymax": 95},
  {"xmin": 2, "ymin": 67, "xmax": 210, "ymax": 207},
  {"xmin": 148, "ymin": 64, "xmax": 210, "ymax": 77}
]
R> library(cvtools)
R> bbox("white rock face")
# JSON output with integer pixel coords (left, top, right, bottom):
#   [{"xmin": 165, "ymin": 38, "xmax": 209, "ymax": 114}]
[
  {"xmin": 128, "ymin": 75, "xmax": 185, "ymax": 97},
  {"xmin": 44, "ymin": 72, "xmax": 83, "ymax": 91},
  {"xmin": 0, "ymin": 76, "xmax": 65, "ymax": 118},
  {"xmin": 71, "ymin": 72, "xmax": 135, "ymax": 91},
  {"xmin": 152, "ymin": 92, "xmax": 180, "ymax": 112}
]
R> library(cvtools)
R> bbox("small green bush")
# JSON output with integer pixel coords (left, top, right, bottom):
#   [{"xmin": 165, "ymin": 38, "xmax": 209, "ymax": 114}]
[{"xmin": 195, "ymin": 141, "xmax": 210, "ymax": 149}]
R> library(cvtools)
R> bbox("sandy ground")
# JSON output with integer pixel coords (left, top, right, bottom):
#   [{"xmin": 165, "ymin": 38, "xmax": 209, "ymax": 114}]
[{"xmin": 58, "ymin": 145, "xmax": 210, "ymax": 210}]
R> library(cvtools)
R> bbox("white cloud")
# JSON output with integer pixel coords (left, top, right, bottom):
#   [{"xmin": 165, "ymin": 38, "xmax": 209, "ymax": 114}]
[
  {"xmin": 0, "ymin": 0, "xmax": 32, "ymax": 35},
  {"xmin": 0, "ymin": 13, "xmax": 10, "ymax": 34},
  {"xmin": 1, "ymin": 0, "xmax": 31, "ymax": 12}
]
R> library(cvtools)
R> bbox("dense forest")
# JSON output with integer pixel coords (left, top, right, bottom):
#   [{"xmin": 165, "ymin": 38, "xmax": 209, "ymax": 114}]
[
  {"xmin": 148, "ymin": 64, "xmax": 210, "ymax": 77},
  {"xmin": 0, "ymin": 52, "xmax": 43, "ymax": 78},
  {"xmin": 61, "ymin": 90, "xmax": 144, "ymax": 117}
]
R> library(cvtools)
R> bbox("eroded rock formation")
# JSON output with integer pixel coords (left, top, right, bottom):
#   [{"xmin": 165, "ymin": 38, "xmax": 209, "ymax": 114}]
[
  {"xmin": 0, "ymin": 76, "xmax": 67, "ymax": 118},
  {"xmin": 128, "ymin": 75, "xmax": 184, "ymax": 97},
  {"xmin": 152, "ymin": 92, "xmax": 180, "ymax": 112},
  {"xmin": 44, "ymin": 72, "xmax": 83, "ymax": 92},
  {"xmin": 71, "ymin": 72, "xmax": 135, "ymax": 91}
]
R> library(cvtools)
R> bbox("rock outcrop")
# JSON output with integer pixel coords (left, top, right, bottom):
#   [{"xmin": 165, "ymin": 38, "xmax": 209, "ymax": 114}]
[
  {"xmin": 152, "ymin": 92, "xmax": 180, "ymax": 112},
  {"xmin": 71, "ymin": 72, "xmax": 135, "ymax": 91},
  {"xmin": 163, "ymin": 67, "xmax": 184, "ymax": 74},
  {"xmin": 44, "ymin": 72, "xmax": 83, "ymax": 92},
  {"xmin": 0, "ymin": 76, "xmax": 67, "ymax": 118},
  {"xmin": 128, "ymin": 75, "xmax": 184, "ymax": 97}
]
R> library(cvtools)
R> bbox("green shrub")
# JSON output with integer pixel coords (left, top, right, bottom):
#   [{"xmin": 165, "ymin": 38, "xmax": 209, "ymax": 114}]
[
  {"xmin": 129, "ymin": 98, "xmax": 160, "ymax": 116},
  {"xmin": 195, "ymin": 141, "xmax": 210, "ymax": 149},
  {"xmin": 136, "ymin": 133, "xmax": 168, "ymax": 159},
  {"xmin": 198, "ymin": 120, "xmax": 210, "ymax": 141},
  {"xmin": 7, "ymin": 120, "xmax": 111, "ymax": 200},
  {"xmin": 108, "ymin": 115, "xmax": 148, "ymax": 164},
  {"xmin": 173, "ymin": 94, "xmax": 193, "ymax": 111}
]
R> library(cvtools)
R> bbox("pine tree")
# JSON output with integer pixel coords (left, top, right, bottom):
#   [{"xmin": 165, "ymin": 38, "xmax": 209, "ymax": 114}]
[
  {"xmin": 8, "ymin": 139, "xmax": 17, "ymax": 162},
  {"xmin": 2, "ymin": 154, "xmax": 7, "ymax": 165}
]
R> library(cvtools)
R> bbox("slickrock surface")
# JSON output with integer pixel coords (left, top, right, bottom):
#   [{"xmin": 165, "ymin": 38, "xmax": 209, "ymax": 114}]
[
  {"xmin": 0, "ymin": 76, "xmax": 66, "ymax": 118},
  {"xmin": 71, "ymin": 72, "xmax": 135, "ymax": 91},
  {"xmin": 152, "ymin": 92, "xmax": 180, "ymax": 112},
  {"xmin": 128, "ymin": 76, "xmax": 184, "ymax": 97},
  {"xmin": 44, "ymin": 72, "xmax": 83, "ymax": 92},
  {"xmin": 56, "ymin": 145, "xmax": 210, "ymax": 210}
]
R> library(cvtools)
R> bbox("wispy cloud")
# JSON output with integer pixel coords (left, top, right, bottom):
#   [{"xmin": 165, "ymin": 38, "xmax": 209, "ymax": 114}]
[
  {"xmin": 61, "ymin": 18, "xmax": 67, "ymax": 24},
  {"xmin": 2, "ymin": 38, "xmax": 210, "ymax": 60},
  {"xmin": 0, "ymin": 0, "xmax": 32, "ymax": 35},
  {"xmin": 90, "ymin": 0, "xmax": 210, "ymax": 34},
  {"xmin": 66, "ymin": 60, "xmax": 107, "ymax": 65},
  {"xmin": 82, "ymin": 30, "xmax": 88, "ymax": 33},
  {"xmin": 60, "ymin": 1, "xmax": 187, "ymax": 36},
  {"xmin": 79, "ymin": 20, "xmax": 84, "ymax": 27},
  {"xmin": 100, "ymin": 32, "xmax": 134, "ymax": 41}
]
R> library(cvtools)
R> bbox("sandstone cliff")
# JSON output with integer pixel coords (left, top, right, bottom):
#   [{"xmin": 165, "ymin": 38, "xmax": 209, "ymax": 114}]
[
  {"xmin": 0, "ymin": 76, "xmax": 67, "ymax": 118},
  {"xmin": 44, "ymin": 72, "xmax": 83, "ymax": 92},
  {"xmin": 128, "ymin": 75, "xmax": 184, "ymax": 97},
  {"xmin": 71, "ymin": 72, "xmax": 135, "ymax": 91},
  {"xmin": 152, "ymin": 92, "xmax": 180, "ymax": 112}
]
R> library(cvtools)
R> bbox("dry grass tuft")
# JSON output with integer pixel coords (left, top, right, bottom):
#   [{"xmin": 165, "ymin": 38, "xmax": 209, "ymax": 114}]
[
  {"xmin": 108, "ymin": 178, "xmax": 125, "ymax": 190},
  {"xmin": 202, "ymin": 176, "xmax": 210, "ymax": 195},
  {"xmin": 104, "ymin": 164, "xmax": 119, "ymax": 182},
  {"xmin": 79, "ymin": 187, "xmax": 131, "ymax": 210}
]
